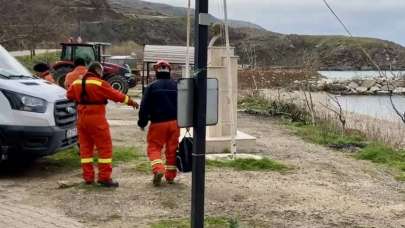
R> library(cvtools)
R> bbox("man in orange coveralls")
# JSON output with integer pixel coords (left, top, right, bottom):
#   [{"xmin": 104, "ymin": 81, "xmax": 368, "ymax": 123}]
[
  {"xmin": 67, "ymin": 62, "xmax": 138, "ymax": 187},
  {"xmin": 64, "ymin": 58, "xmax": 87, "ymax": 89},
  {"xmin": 33, "ymin": 63, "xmax": 55, "ymax": 83},
  {"xmin": 138, "ymin": 60, "xmax": 179, "ymax": 186}
]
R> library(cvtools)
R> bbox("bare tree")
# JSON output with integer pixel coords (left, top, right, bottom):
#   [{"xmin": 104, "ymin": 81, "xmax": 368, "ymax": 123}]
[
  {"xmin": 389, "ymin": 92, "xmax": 405, "ymax": 123},
  {"xmin": 0, "ymin": 1, "xmax": 26, "ymax": 44},
  {"xmin": 0, "ymin": 0, "xmax": 70, "ymax": 54},
  {"xmin": 302, "ymin": 88, "xmax": 316, "ymax": 124},
  {"xmin": 23, "ymin": 1, "xmax": 69, "ymax": 57},
  {"xmin": 319, "ymin": 94, "xmax": 347, "ymax": 133},
  {"xmin": 248, "ymin": 72, "xmax": 259, "ymax": 96},
  {"xmin": 241, "ymin": 42, "xmax": 257, "ymax": 69},
  {"xmin": 300, "ymin": 55, "xmax": 318, "ymax": 125},
  {"xmin": 382, "ymin": 73, "xmax": 405, "ymax": 124}
]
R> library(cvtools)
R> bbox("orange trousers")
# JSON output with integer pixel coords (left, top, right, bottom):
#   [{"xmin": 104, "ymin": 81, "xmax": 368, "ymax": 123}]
[
  {"xmin": 147, "ymin": 120, "xmax": 180, "ymax": 181},
  {"xmin": 78, "ymin": 114, "xmax": 113, "ymax": 182}
]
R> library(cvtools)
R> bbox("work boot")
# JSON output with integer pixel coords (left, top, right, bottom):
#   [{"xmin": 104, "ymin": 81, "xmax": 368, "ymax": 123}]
[
  {"xmin": 98, "ymin": 179, "xmax": 119, "ymax": 188},
  {"xmin": 153, "ymin": 172, "xmax": 164, "ymax": 187}
]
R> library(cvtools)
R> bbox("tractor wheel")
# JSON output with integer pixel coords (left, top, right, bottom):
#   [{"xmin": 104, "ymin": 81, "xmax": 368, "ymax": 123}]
[
  {"xmin": 107, "ymin": 76, "xmax": 129, "ymax": 94},
  {"xmin": 53, "ymin": 66, "xmax": 73, "ymax": 87}
]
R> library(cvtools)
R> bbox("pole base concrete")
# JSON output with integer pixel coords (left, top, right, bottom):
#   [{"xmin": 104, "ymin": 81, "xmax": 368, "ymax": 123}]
[{"xmin": 181, "ymin": 129, "xmax": 256, "ymax": 154}]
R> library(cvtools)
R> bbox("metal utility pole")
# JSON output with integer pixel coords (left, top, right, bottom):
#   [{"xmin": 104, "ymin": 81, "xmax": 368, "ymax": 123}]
[
  {"xmin": 191, "ymin": 0, "xmax": 209, "ymax": 227},
  {"xmin": 185, "ymin": 0, "xmax": 192, "ymax": 78}
]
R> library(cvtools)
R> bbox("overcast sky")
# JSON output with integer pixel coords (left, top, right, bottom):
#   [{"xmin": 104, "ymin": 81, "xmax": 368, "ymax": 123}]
[{"xmin": 145, "ymin": 0, "xmax": 405, "ymax": 46}]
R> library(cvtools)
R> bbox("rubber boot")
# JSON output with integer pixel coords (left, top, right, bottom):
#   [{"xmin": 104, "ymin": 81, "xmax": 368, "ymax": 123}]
[
  {"xmin": 153, "ymin": 172, "xmax": 164, "ymax": 187},
  {"xmin": 98, "ymin": 179, "xmax": 119, "ymax": 188}
]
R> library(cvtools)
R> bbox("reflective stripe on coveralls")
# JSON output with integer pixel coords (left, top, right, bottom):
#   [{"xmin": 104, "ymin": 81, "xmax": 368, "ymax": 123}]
[
  {"xmin": 147, "ymin": 120, "xmax": 180, "ymax": 181},
  {"xmin": 72, "ymin": 79, "xmax": 102, "ymax": 87},
  {"xmin": 81, "ymin": 158, "xmax": 94, "ymax": 163},
  {"xmin": 81, "ymin": 158, "xmax": 112, "ymax": 164},
  {"xmin": 151, "ymin": 159, "xmax": 163, "ymax": 166},
  {"xmin": 98, "ymin": 158, "xmax": 112, "ymax": 164},
  {"xmin": 67, "ymin": 73, "xmax": 130, "ymax": 183},
  {"xmin": 166, "ymin": 165, "xmax": 177, "ymax": 171}
]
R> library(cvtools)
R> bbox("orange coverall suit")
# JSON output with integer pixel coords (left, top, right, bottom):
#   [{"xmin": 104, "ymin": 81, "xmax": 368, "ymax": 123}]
[
  {"xmin": 147, "ymin": 121, "xmax": 179, "ymax": 181},
  {"xmin": 67, "ymin": 73, "xmax": 131, "ymax": 182},
  {"xmin": 138, "ymin": 77, "xmax": 179, "ymax": 181},
  {"xmin": 64, "ymin": 66, "xmax": 87, "ymax": 89},
  {"xmin": 40, "ymin": 71, "xmax": 55, "ymax": 83}
]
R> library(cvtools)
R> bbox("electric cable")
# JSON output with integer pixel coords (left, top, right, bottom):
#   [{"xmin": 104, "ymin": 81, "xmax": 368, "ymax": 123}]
[{"xmin": 322, "ymin": 0, "xmax": 384, "ymax": 76}]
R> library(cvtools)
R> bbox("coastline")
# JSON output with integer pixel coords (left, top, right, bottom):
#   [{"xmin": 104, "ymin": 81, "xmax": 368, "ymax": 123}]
[{"xmin": 240, "ymin": 89, "xmax": 405, "ymax": 148}]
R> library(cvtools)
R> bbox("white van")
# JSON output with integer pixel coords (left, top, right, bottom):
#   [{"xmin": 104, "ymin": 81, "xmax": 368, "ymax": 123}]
[{"xmin": 0, "ymin": 45, "xmax": 77, "ymax": 160}]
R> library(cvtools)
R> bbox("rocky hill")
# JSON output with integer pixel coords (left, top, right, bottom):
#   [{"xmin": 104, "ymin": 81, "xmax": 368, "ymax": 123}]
[
  {"xmin": 0, "ymin": 0, "xmax": 123, "ymax": 49},
  {"xmin": 107, "ymin": 0, "xmax": 266, "ymax": 30},
  {"xmin": 232, "ymin": 31, "xmax": 405, "ymax": 70},
  {"xmin": 1, "ymin": 0, "xmax": 405, "ymax": 70}
]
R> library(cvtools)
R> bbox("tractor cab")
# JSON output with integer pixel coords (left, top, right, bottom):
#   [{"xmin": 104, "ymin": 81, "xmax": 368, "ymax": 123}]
[
  {"xmin": 61, "ymin": 43, "xmax": 99, "ymax": 64},
  {"xmin": 52, "ymin": 42, "xmax": 136, "ymax": 94},
  {"xmin": 61, "ymin": 42, "xmax": 113, "ymax": 63}
]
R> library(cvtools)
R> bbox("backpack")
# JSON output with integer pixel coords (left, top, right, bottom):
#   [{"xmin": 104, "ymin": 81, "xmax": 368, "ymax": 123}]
[{"xmin": 176, "ymin": 130, "xmax": 193, "ymax": 172}]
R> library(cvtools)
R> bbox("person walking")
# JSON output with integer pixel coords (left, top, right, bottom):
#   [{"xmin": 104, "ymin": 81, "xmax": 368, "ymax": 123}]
[
  {"xmin": 64, "ymin": 58, "xmax": 87, "ymax": 89},
  {"xmin": 67, "ymin": 62, "xmax": 138, "ymax": 187},
  {"xmin": 138, "ymin": 60, "xmax": 179, "ymax": 186},
  {"xmin": 33, "ymin": 63, "xmax": 55, "ymax": 83}
]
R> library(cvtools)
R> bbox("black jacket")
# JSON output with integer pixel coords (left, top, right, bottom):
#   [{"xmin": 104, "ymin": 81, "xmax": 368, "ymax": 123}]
[{"xmin": 138, "ymin": 78, "xmax": 177, "ymax": 128}]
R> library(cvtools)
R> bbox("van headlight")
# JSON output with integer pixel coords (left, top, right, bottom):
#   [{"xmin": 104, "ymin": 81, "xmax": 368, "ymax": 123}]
[{"xmin": 1, "ymin": 90, "xmax": 47, "ymax": 113}]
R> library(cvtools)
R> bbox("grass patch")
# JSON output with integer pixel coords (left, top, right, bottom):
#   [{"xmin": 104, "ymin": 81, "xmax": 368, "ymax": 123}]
[
  {"xmin": 238, "ymin": 95, "xmax": 272, "ymax": 111},
  {"xmin": 133, "ymin": 160, "xmax": 151, "ymax": 174},
  {"xmin": 207, "ymin": 158, "xmax": 289, "ymax": 172},
  {"xmin": 16, "ymin": 52, "xmax": 60, "ymax": 72},
  {"xmin": 288, "ymin": 122, "xmax": 405, "ymax": 180},
  {"xmin": 240, "ymin": 94, "xmax": 405, "ymax": 180},
  {"xmin": 151, "ymin": 217, "xmax": 240, "ymax": 228},
  {"xmin": 355, "ymin": 143, "xmax": 405, "ymax": 178},
  {"xmin": 288, "ymin": 122, "xmax": 366, "ymax": 148},
  {"xmin": 45, "ymin": 148, "xmax": 80, "ymax": 169},
  {"xmin": 112, "ymin": 147, "xmax": 141, "ymax": 163},
  {"xmin": 396, "ymin": 173, "xmax": 405, "ymax": 181},
  {"xmin": 238, "ymin": 95, "xmax": 309, "ymax": 123},
  {"xmin": 45, "ymin": 147, "xmax": 141, "ymax": 170}
]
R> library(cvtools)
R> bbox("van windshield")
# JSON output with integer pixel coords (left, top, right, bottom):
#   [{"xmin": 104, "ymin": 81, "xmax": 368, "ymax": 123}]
[{"xmin": 0, "ymin": 45, "xmax": 32, "ymax": 79}]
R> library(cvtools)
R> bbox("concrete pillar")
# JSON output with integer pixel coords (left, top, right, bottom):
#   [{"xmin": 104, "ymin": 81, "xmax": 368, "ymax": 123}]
[
  {"xmin": 207, "ymin": 46, "xmax": 238, "ymax": 138},
  {"xmin": 181, "ymin": 46, "xmax": 256, "ymax": 153}
]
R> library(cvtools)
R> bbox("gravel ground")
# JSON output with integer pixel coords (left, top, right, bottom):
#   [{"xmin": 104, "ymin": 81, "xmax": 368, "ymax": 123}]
[{"xmin": 0, "ymin": 100, "xmax": 404, "ymax": 227}]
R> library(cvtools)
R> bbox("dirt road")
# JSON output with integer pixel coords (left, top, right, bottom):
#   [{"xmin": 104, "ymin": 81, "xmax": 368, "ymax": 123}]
[
  {"xmin": 10, "ymin": 49, "xmax": 59, "ymax": 57},
  {"xmin": 0, "ymin": 104, "xmax": 404, "ymax": 227}
]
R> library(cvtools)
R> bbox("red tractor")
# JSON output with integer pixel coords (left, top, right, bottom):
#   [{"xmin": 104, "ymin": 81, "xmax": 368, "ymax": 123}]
[{"xmin": 52, "ymin": 42, "xmax": 136, "ymax": 94}]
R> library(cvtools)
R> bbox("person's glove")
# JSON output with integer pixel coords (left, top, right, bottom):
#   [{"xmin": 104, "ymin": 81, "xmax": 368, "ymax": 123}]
[{"xmin": 128, "ymin": 98, "xmax": 139, "ymax": 109}]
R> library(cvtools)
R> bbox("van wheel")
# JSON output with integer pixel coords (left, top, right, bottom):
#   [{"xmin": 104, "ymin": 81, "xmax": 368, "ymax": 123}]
[
  {"xmin": 54, "ymin": 66, "xmax": 73, "ymax": 87},
  {"xmin": 107, "ymin": 76, "xmax": 129, "ymax": 94}
]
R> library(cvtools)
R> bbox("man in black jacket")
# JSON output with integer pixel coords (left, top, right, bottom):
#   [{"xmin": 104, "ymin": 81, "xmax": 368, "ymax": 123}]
[{"xmin": 138, "ymin": 60, "xmax": 179, "ymax": 186}]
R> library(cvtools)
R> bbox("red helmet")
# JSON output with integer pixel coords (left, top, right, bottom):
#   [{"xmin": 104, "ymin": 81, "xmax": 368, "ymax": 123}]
[{"xmin": 154, "ymin": 60, "xmax": 171, "ymax": 72}]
